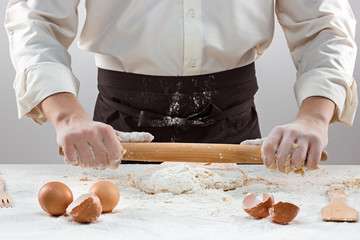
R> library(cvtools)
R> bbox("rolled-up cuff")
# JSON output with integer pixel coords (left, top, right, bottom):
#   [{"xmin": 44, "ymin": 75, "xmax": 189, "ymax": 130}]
[
  {"xmin": 13, "ymin": 62, "xmax": 80, "ymax": 124},
  {"xmin": 294, "ymin": 68, "xmax": 358, "ymax": 126}
]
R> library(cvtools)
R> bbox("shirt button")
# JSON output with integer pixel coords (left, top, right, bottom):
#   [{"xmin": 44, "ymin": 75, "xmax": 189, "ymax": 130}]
[
  {"xmin": 189, "ymin": 10, "xmax": 196, "ymax": 18},
  {"xmin": 190, "ymin": 60, "xmax": 197, "ymax": 68}
]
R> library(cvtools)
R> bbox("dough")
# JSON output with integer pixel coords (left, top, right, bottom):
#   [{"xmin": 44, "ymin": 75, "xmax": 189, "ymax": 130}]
[{"xmin": 132, "ymin": 163, "xmax": 248, "ymax": 195}]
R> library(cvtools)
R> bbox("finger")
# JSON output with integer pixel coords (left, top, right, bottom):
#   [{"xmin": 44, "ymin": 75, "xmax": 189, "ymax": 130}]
[
  {"xmin": 306, "ymin": 141, "xmax": 322, "ymax": 170},
  {"xmin": 116, "ymin": 131, "xmax": 154, "ymax": 142},
  {"xmin": 262, "ymin": 128, "xmax": 282, "ymax": 168},
  {"xmin": 62, "ymin": 143, "xmax": 78, "ymax": 165},
  {"xmin": 240, "ymin": 138, "xmax": 264, "ymax": 146},
  {"xmin": 276, "ymin": 136, "xmax": 294, "ymax": 173},
  {"xmin": 103, "ymin": 129, "xmax": 124, "ymax": 162},
  {"xmin": 109, "ymin": 158, "xmax": 122, "ymax": 169},
  {"xmin": 76, "ymin": 142, "xmax": 94, "ymax": 168},
  {"xmin": 290, "ymin": 139, "xmax": 308, "ymax": 171},
  {"xmin": 87, "ymin": 139, "xmax": 109, "ymax": 170},
  {"xmin": 57, "ymin": 133, "xmax": 77, "ymax": 165},
  {"xmin": 262, "ymin": 138, "xmax": 280, "ymax": 168}
]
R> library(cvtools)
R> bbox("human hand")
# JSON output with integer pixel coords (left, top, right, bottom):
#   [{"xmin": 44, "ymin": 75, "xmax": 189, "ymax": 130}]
[
  {"xmin": 242, "ymin": 97, "xmax": 334, "ymax": 174},
  {"xmin": 262, "ymin": 117, "xmax": 328, "ymax": 173},
  {"xmin": 57, "ymin": 120, "xmax": 154, "ymax": 169},
  {"xmin": 242, "ymin": 116, "xmax": 328, "ymax": 173},
  {"xmin": 39, "ymin": 93, "xmax": 153, "ymax": 170}
]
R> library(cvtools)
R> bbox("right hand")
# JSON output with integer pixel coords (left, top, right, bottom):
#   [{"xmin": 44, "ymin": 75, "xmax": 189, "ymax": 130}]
[
  {"xmin": 39, "ymin": 93, "xmax": 154, "ymax": 170},
  {"xmin": 57, "ymin": 119, "xmax": 154, "ymax": 169}
]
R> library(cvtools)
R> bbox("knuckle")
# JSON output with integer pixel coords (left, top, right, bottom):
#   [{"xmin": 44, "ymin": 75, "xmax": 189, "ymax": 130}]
[
  {"xmin": 100, "ymin": 124, "xmax": 114, "ymax": 134},
  {"xmin": 262, "ymin": 142, "xmax": 274, "ymax": 153},
  {"xmin": 86, "ymin": 129, "xmax": 98, "ymax": 138},
  {"xmin": 62, "ymin": 134, "xmax": 72, "ymax": 143},
  {"xmin": 288, "ymin": 128, "xmax": 298, "ymax": 137},
  {"xmin": 61, "ymin": 131, "xmax": 79, "ymax": 142},
  {"xmin": 275, "ymin": 125, "xmax": 283, "ymax": 131},
  {"xmin": 71, "ymin": 132, "xmax": 84, "ymax": 142},
  {"xmin": 105, "ymin": 125, "xmax": 114, "ymax": 133},
  {"xmin": 272, "ymin": 126, "xmax": 283, "ymax": 134},
  {"xmin": 302, "ymin": 131, "xmax": 318, "ymax": 141}
]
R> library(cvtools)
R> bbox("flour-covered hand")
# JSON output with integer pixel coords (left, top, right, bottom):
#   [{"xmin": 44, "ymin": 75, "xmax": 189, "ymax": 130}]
[
  {"xmin": 58, "ymin": 122, "xmax": 154, "ymax": 170},
  {"xmin": 57, "ymin": 120, "xmax": 124, "ymax": 169},
  {"xmin": 261, "ymin": 117, "xmax": 328, "ymax": 173},
  {"xmin": 40, "ymin": 93, "xmax": 155, "ymax": 170},
  {"xmin": 241, "ymin": 97, "xmax": 334, "ymax": 174}
]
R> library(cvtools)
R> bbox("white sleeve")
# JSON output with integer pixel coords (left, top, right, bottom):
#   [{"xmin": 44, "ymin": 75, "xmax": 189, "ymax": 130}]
[
  {"xmin": 5, "ymin": 0, "xmax": 81, "ymax": 124},
  {"xmin": 276, "ymin": 0, "xmax": 358, "ymax": 126}
]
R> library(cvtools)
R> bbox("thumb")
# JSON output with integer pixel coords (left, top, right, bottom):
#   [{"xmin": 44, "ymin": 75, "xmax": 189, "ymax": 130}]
[{"xmin": 115, "ymin": 131, "xmax": 154, "ymax": 143}]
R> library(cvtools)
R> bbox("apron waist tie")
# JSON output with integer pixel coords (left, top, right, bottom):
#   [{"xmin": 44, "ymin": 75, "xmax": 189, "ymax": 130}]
[{"xmin": 100, "ymin": 95, "xmax": 254, "ymax": 130}]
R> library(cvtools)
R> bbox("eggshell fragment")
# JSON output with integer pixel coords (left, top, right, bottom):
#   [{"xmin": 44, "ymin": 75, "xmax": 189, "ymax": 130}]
[
  {"xmin": 66, "ymin": 192, "xmax": 102, "ymax": 223},
  {"xmin": 242, "ymin": 193, "xmax": 275, "ymax": 218},
  {"xmin": 38, "ymin": 181, "xmax": 73, "ymax": 216},
  {"xmin": 269, "ymin": 201, "xmax": 300, "ymax": 224},
  {"xmin": 89, "ymin": 180, "xmax": 120, "ymax": 213}
]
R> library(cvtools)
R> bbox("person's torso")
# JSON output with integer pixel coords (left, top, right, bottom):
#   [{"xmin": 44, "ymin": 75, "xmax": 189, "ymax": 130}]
[{"xmin": 78, "ymin": 0, "xmax": 275, "ymax": 76}]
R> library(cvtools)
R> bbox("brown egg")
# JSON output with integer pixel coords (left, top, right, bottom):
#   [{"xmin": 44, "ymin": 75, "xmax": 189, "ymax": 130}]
[
  {"xmin": 66, "ymin": 192, "xmax": 102, "ymax": 223},
  {"xmin": 89, "ymin": 180, "xmax": 120, "ymax": 213},
  {"xmin": 269, "ymin": 201, "xmax": 300, "ymax": 224},
  {"xmin": 242, "ymin": 193, "xmax": 275, "ymax": 218},
  {"xmin": 38, "ymin": 181, "xmax": 73, "ymax": 216}
]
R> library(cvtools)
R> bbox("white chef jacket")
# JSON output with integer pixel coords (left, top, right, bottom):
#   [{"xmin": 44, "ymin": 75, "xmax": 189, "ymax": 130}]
[{"xmin": 4, "ymin": 0, "xmax": 358, "ymax": 125}]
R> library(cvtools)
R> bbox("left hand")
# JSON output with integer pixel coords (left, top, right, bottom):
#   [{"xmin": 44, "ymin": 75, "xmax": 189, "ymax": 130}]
[
  {"xmin": 241, "ymin": 96, "xmax": 335, "ymax": 173},
  {"xmin": 263, "ymin": 117, "xmax": 328, "ymax": 172}
]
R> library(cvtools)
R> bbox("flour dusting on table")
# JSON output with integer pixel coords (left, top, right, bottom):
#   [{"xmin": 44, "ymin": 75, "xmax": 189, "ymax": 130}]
[{"xmin": 1, "ymin": 164, "xmax": 360, "ymax": 239}]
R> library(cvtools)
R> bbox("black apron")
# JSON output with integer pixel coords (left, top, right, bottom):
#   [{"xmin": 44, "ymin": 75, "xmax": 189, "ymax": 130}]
[{"xmin": 94, "ymin": 62, "xmax": 261, "ymax": 164}]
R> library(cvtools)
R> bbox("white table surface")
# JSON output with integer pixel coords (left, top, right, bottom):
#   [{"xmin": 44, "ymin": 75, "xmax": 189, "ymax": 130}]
[{"xmin": 0, "ymin": 164, "xmax": 359, "ymax": 240}]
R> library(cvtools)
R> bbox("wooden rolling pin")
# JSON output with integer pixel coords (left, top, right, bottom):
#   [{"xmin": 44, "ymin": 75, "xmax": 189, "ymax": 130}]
[{"xmin": 59, "ymin": 142, "xmax": 327, "ymax": 164}]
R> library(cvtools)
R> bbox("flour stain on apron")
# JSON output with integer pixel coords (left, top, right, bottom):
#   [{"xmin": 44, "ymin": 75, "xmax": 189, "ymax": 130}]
[{"xmin": 94, "ymin": 62, "xmax": 261, "ymax": 146}]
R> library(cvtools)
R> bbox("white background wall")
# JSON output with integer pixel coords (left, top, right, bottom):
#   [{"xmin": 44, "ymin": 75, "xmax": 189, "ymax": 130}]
[{"xmin": 0, "ymin": 1, "xmax": 359, "ymax": 165}]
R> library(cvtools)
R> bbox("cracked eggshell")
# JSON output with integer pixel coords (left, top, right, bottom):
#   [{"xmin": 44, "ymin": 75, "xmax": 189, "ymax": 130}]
[
  {"xmin": 269, "ymin": 201, "xmax": 300, "ymax": 224},
  {"xmin": 66, "ymin": 192, "xmax": 102, "ymax": 223},
  {"xmin": 89, "ymin": 180, "xmax": 120, "ymax": 213},
  {"xmin": 38, "ymin": 181, "xmax": 73, "ymax": 216},
  {"xmin": 242, "ymin": 193, "xmax": 275, "ymax": 218}
]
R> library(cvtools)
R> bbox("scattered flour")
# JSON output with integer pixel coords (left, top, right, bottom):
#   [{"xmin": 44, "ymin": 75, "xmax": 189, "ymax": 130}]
[{"xmin": 1, "ymin": 165, "xmax": 360, "ymax": 239}]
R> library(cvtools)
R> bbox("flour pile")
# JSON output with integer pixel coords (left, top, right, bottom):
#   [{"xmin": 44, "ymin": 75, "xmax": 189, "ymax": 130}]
[{"xmin": 132, "ymin": 163, "xmax": 251, "ymax": 194}]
